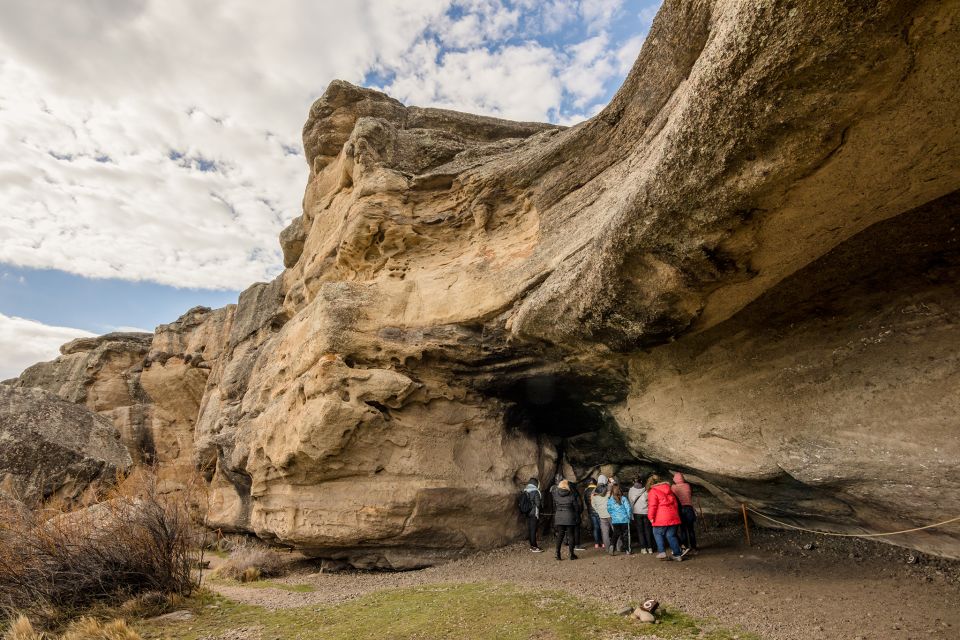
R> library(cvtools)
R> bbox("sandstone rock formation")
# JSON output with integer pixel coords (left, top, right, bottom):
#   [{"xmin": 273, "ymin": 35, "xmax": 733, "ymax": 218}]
[
  {"xmin": 0, "ymin": 386, "xmax": 131, "ymax": 504},
  {"xmin": 17, "ymin": 332, "xmax": 153, "ymax": 462},
  {"xmin": 8, "ymin": 0, "xmax": 960, "ymax": 564},
  {"xmin": 12, "ymin": 310, "xmax": 232, "ymax": 496}
]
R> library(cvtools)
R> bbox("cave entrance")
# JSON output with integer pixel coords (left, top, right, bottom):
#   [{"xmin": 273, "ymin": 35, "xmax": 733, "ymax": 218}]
[
  {"xmin": 498, "ymin": 374, "xmax": 632, "ymax": 482},
  {"xmin": 503, "ymin": 376, "xmax": 607, "ymax": 439}
]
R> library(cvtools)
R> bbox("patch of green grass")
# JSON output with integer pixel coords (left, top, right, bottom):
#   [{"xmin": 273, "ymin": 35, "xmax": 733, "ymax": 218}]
[
  {"xmin": 134, "ymin": 583, "xmax": 758, "ymax": 640},
  {"xmin": 656, "ymin": 608, "xmax": 759, "ymax": 640}
]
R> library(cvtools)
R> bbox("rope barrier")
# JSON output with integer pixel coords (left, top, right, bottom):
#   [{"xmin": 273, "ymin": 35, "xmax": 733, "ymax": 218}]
[{"xmin": 743, "ymin": 505, "xmax": 960, "ymax": 538}]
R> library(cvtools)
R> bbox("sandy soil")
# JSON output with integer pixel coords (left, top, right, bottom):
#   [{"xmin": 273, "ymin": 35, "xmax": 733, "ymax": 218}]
[{"xmin": 205, "ymin": 523, "xmax": 960, "ymax": 640}]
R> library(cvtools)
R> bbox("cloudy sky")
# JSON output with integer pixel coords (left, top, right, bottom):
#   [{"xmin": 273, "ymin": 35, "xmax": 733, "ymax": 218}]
[{"xmin": 0, "ymin": 0, "xmax": 661, "ymax": 379}]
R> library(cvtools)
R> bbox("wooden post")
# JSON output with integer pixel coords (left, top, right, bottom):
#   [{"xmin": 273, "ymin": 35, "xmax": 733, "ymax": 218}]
[{"xmin": 741, "ymin": 503, "xmax": 752, "ymax": 546}]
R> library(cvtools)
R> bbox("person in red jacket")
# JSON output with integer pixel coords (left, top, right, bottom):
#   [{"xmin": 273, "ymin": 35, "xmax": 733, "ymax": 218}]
[{"xmin": 646, "ymin": 474, "xmax": 687, "ymax": 561}]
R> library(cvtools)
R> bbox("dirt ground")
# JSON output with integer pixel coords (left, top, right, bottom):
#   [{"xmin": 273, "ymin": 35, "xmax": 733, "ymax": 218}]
[{"xmin": 206, "ymin": 522, "xmax": 960, "ymax": 640}]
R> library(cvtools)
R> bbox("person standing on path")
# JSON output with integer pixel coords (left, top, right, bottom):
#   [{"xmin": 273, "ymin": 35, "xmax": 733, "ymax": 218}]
[
  {"xmin": 569, "ymin": 480, "xmax": 587, "ymax": 552},
  {"xmin": 583, "ymin": 478, "xmax": 602, "ymax": 548},
  {"xmin": 628, "ymin": 476, "xmax": 654, "ymax": 554},
  {"xmin": 647, "ymin": 474, "xmax": 686, "ymax": 561},
  {"xmin": 671, "ymin": 472, "xmax": 699, "ymax": 554},
  {"xmin": 606, "ymin": 484, "xmax": 633, "ymax": 555},
  {"xmin": 590, "ymin": 475, "xmax": 612, "ymax": 550},
  {"xmin": 520, "ymin": 478, "xmax": 544, "ymax": 552},
  {"xmin": 551, "ymin": 480, "xmax": 579, "ymax": 560}
]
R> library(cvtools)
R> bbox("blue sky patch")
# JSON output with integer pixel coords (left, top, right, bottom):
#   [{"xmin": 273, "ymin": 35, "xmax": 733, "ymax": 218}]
[{"xmin": 0, "ymin": 264, "xmax": 240, "ymax": 334}]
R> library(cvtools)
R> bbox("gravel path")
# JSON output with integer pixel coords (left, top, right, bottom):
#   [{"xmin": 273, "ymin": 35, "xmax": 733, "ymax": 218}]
[{"xmin": 206, "ymin": 524, "xmax": 960, "ymax": 640}]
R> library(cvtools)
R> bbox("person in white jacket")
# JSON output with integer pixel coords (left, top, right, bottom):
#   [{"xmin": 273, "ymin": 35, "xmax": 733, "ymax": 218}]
[{"xmin": 628, "ymin": 476, "xmax": 655, "ymax": 554}]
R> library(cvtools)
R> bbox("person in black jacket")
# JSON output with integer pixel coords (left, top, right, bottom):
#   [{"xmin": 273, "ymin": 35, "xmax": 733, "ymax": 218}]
[
  {"xmin": 569, "ymin": 480, "xmax": 586, "ymax": 552},
  {"xmin": 521, "ymin": 477, "xmax": 544, "ymax": 552},
  {"xmin": 551, "ymin": 480, "xmax": 580, "ymax": 560},
  {"xmin": 582, "ymin": 477, "xmax": 601, "ymax": 548}
]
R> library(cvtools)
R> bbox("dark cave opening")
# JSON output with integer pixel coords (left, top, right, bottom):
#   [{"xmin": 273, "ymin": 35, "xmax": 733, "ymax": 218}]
[
  {"xmin": 501, "ymin": 375, "xmax": 608, "ymax": 440},
  {"xmin": 495, "ymin": 374, "xmax": 643, "ymax": 482}
]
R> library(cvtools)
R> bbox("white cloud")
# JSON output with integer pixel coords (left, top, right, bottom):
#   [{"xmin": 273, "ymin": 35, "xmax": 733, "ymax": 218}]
[
  {"xmin": 0, "ymin": 0, "xmax": 659, "ymax": 290},
  {"xmin": 435, "ymin": 1, "xmax": 521, "ymax": 48},
  {"xmin": 638, "ymin": 4, "xmax": 660, "ymax": 28},
  {"xmin": 540, "ymin": 0, "xmax": 580, "ymax": 33},
  {"xmin": 580, "ymin": 0, "xmax": 625, "ymax": 31},
  {"xmin": 384, "ymin": 43, "xmax": 565, "ymax": 121},
  {"xmin": 560, "ymin": 34, "xmax": 616, "ymax": 109},
  {"xmin": 615, "ymin": 34, "xmax": 646, "ymax": 75},
  {"xmin": 0, "ymin": 313, "xmax": 94, "ymax": 380}
]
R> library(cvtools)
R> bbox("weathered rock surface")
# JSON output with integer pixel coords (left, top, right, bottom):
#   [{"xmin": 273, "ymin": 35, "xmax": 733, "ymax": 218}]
[
  {"xmin": 17, "ymin": 332, "xmax": 154, "ymax": 461},
  {"xmin": 0, "ymin": 386, "xmax": 131, "ymax": 504},
  {"xmin": 9, "ymin": 0, "xmax": 960, "ymax": 563},
  {"xmin": 11, "ymin": 310, "xmax": 233, "ymax": 496},
  {"xmin": 615, "ymin": 192, "xmax": 960, "ymax": 557}
]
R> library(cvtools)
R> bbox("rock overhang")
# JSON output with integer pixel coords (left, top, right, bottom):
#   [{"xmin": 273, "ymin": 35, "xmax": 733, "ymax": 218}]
[{"xmin": 5, "ymin": 0, "xmax": 960, "ymax": 564}]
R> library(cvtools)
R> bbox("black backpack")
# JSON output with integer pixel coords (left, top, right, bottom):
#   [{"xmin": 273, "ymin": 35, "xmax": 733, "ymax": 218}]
[{"xmin": 518, "ymin": 490, "xmax": 534, "ymax": 515}]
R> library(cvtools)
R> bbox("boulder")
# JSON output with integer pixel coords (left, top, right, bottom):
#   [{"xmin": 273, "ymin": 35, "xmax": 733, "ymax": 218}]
[
  {"xmin": 0, "ymin": 386, "xmax": 131, "ymax": 504},
  {"xmin": 15, "ymin": 332, "xmax": 153, "ymax": 460}
]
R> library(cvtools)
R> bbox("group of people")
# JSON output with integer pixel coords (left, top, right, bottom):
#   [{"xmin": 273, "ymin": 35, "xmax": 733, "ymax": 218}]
[{"xmin": 519, "ymin": 472, "xmax": 699, "ymax": 562}]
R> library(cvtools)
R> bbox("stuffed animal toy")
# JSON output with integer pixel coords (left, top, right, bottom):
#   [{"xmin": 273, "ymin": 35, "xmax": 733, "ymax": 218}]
[{"xmin": 632, "ymin": 599, "xmax": 660, "ymax": 623}]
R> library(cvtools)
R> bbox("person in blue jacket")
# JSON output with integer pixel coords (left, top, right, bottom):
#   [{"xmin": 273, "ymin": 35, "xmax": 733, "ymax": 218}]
[{"xmin": 606, "ymin": 483, "xmax": 633, "ymax": 555}]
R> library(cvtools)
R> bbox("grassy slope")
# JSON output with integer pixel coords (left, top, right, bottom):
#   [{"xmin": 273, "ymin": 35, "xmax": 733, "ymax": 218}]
[{"xmin": 135, "ymin": 582, "xmax": 758, "ymax": 640}]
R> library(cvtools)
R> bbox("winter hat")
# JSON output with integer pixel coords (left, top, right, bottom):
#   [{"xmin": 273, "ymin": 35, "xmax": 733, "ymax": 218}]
[
  {"xmin": 597, "ymin": 474, "xmax": 608, "ymax": 486},
  {"xmin": 527, "ymin": 477, "xmax": 539, "ymax": 487},
  {"xmin": 673, "ymin": 472, "xmax": 686, "ymax": 484}
]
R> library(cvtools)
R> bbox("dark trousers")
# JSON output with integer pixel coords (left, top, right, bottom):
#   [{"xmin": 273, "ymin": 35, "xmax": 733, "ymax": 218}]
[
  {"xmin": 634, "ymin": 513, "xmax": 654, "ymax": 549},
  {"xmin": 589, "ymin": 512, "xmax": 602, "ymax": 544},
  {"xmin": 653, "ymin": 525, "xmax": 682, "ymax": 556},
  {"xmin": 679, "ymin": 505, "xmax": 698, "ymax": 549},
  {"xmin": 527, "ymin": 515, "xmax": 539, "ymax": 548},
  {"xmin": 609, "ymin": 523, "xmax": 629, "ymax": 553},
  {"xmin": 555, "ymin": 525, "xmax": 576, "ymax": 558}
]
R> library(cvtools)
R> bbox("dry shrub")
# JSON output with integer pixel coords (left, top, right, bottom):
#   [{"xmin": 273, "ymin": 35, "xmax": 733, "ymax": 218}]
[
  {"xmin": 3, "ymin": 616, "xmax": 42, "ymax": 640},
  {"xmin": 59, "ymin": 618, "xmax": 141, "ymax": 640},
  {"xmin": 115, "ymin": 591, "xmax": 187, "ymax": 620},
  {"xmin": 0, "ymin": 469, "xmax": 196, "ymax": 625},
  {"xmin": 213, "ymin": 539, "xmax": 285, "ymax": 582},
  {"xmin": 3, "ymin": 616, "xmax": 141, "ymax": 640}
]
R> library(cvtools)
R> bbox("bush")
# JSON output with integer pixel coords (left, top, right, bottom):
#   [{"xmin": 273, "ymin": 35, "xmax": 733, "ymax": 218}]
[
  {"xmin": 3, "ymin": 616, "xmax": 40, "ymax": 640},
  {"xmin": 213, "ymin": 539, "xmax": 285, "ymax": 582},
  {"xmin": 59, "ymin": 618, "xmax": 141, "ymax": 640},
  {"xmin": 0, "ymin": 470, "xmax": 197, "ymax": 626},
  {"xmin": 3, "ymin": 615, "xmax": 141, "ymax": 640},
  {"xmin": 115, "ymin": 591, "xmax": 186, "ymax": 620}
]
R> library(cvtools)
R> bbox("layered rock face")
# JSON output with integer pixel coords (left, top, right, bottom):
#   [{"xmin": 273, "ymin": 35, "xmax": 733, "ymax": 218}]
[
  {"xmin": 13, "ymin": 309, "xmax": 232, "ymax": 496},
  {"xmin": 8, "ymin": 0, "xmax": 960, "ymax": 564}
]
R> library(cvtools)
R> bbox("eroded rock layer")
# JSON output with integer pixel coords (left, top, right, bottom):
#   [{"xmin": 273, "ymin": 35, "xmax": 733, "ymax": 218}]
[{"xmin": 7, "ymin": 0, "xmax": 960, "ymax": 564}]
